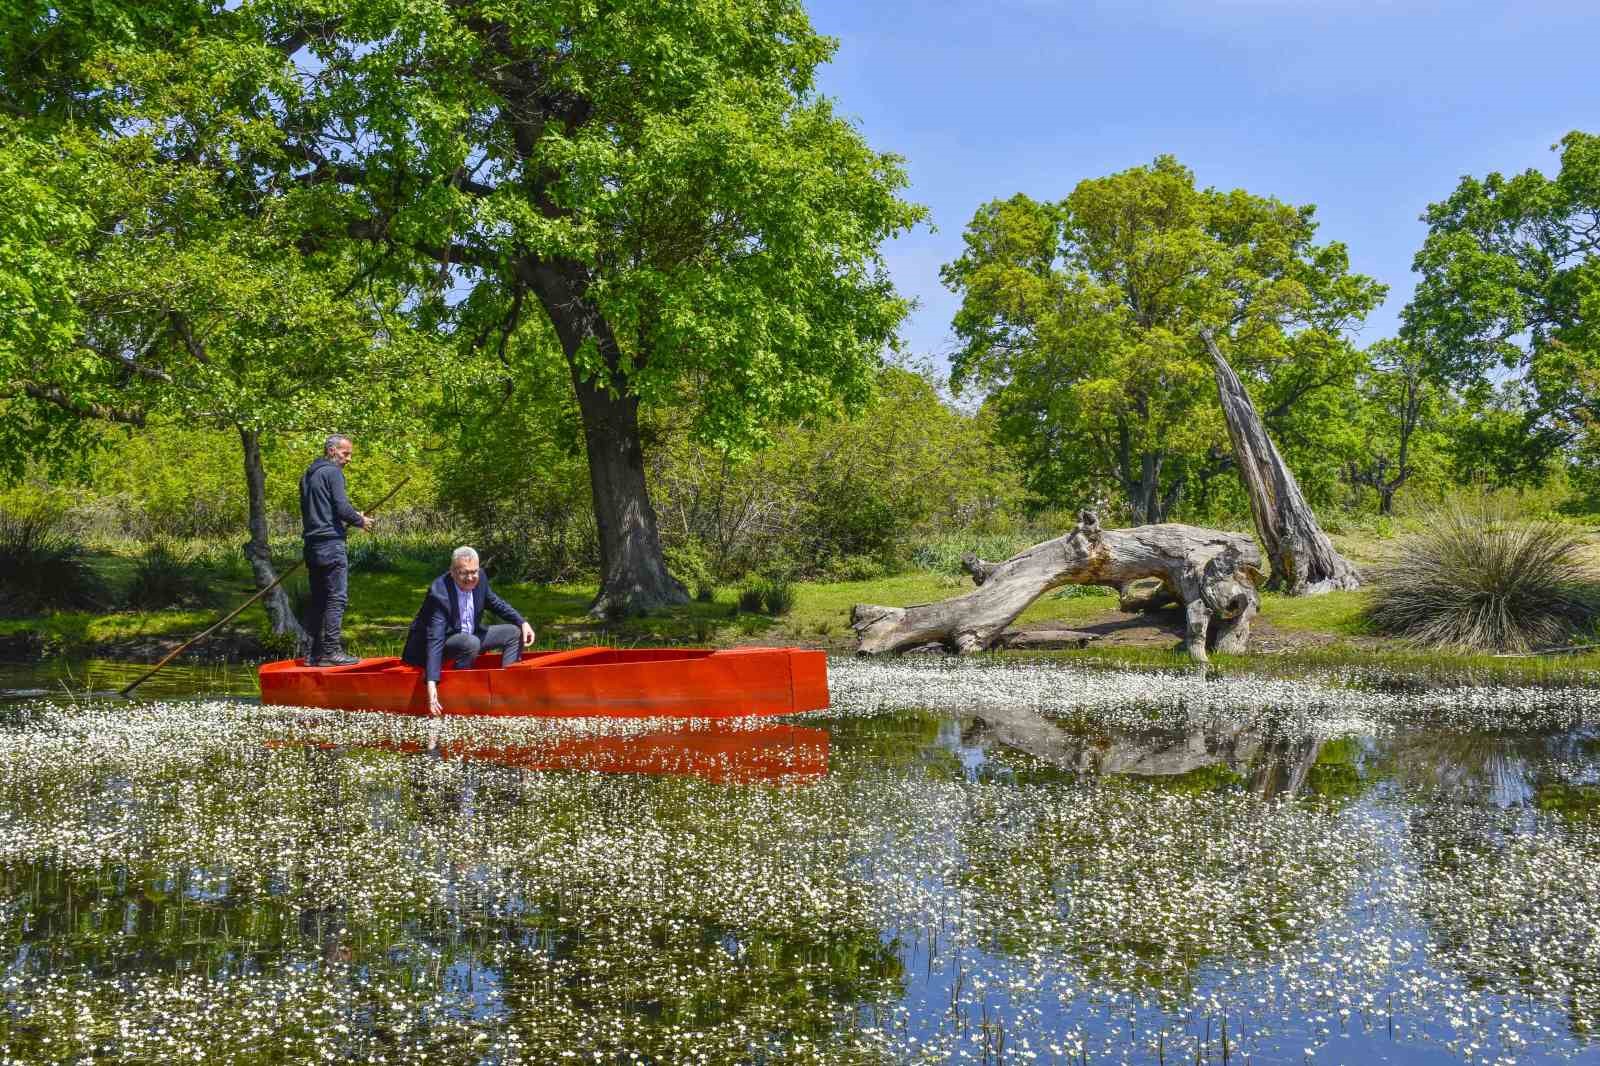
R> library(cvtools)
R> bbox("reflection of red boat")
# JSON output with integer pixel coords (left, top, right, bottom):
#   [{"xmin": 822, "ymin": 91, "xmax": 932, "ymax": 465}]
[
  {"xmin": 364, "ymin": 722, "xmax": 830, "ymax": 783},
  {"xmin": 258, "ymin": 646, "xmax": 829, "ymax": 718}
]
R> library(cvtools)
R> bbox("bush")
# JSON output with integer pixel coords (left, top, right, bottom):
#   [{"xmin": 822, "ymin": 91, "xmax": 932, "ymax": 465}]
[
  {"xmin": 759, "ymin": 575, "xmax": 796, "ymax": 616},
  {"xmin": 125, "ymin": 540, "xmax": 218, "ymax": 610},
  {"xmin": 347, "ymin": 537, "xmax": 401, "ymax": 574},
  {"xmin": 193, "ymin": 541, "xmax": 253, "ymax": 582},
  {"xmin": 1368, "ymin": 500, "xmax": 1599, "ymax": 652},
  {"xmin": 0, "ymin": 504, "xmax": 106, "ymax": 617},
  {"xmin": 740, "ymin": 575, "xmax": 796, "ymax": 616},
  {"xmin": 822, "ymin": 554, "xmax": 892, "ymax": 582},
  {"xmin": 663, "ymin": 539, "xmax": 717, "ymax": 601}
]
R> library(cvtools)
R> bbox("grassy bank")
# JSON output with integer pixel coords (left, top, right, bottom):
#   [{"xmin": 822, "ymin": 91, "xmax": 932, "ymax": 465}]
[{"xmin": 7, "ymin": 521, "xmax": 1600, "ymax": 687}]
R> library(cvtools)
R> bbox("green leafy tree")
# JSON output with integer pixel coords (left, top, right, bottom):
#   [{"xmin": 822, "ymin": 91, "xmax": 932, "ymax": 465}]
[
  {"xmin": 214, "ymin": 0, "xmax": 925, "ymax": 615},
  {"xmin": 1405, "ymin": 130, "xmax": 1600, "ymax": 488},
  {"xmin": 0, "ymin": 8, "xmax": 439, "ymax": 635},
  {"xmin": 653, "ymin": 364, "xmax": 1025, "ymax": 579},
  {"xmin": 942, "ymin": 156, "xmax": 1385, "ymax": 524},
  {"xmin": 1345, "ymin": 338, "xmax": 1452, "ymax": 515}
]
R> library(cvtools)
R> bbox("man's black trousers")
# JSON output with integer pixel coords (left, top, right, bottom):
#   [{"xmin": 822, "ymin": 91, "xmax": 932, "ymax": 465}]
[{"xmin": 303, "ymin": 539, "xmax": 349, "ymax": 660}]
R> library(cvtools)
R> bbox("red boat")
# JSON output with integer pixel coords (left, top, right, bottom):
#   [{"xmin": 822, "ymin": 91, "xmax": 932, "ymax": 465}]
[{"xmin": 257, "ymin": 645, "xmax": 829, "ymax": 718}]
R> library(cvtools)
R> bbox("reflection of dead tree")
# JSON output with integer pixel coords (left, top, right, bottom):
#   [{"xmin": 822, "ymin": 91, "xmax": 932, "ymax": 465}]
[
  {"xmin": 853, "ymin": 510, "xmax": 1262, "ymax": 662},
  {"xmin": 960, "ymin": 706, "xmax": 1326, "ymax": 799},
  {"xmin": 1251, "ymin": 727, "xmax": 1323, "ymax": 802}
]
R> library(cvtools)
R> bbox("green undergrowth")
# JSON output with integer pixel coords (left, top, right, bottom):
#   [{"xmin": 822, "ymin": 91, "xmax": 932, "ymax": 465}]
[
  {"xmin": 1257, "ymin": 589, "xmax": 1373, "ymax": 635},
  {"xmin": 1022, "ymin": 643, "xmax": 1600, "ymax": 688},
  {"xmin": 9, "ymin": 558, "xmax": 1600, "ymax": 687}
]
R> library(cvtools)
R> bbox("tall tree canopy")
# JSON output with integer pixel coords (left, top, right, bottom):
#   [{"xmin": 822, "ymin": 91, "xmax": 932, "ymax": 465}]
[
  {"xmin": 1, "ymin": 1, "xmax": 441, "ymax": 634},
  {"xmin": 942, "ymin": 155, "xmax": 1385, "ymax": 524},
  {"xmin": 242, "ymin": 0, "xmax": 921, "ymax": 613},
  {"xmin": 1405, "ymin": 130, "xmax": 1600, "ymax": 488},
  {"xmin": 2, "ymin": 0, "xmax": 923, "ymax": 616}
]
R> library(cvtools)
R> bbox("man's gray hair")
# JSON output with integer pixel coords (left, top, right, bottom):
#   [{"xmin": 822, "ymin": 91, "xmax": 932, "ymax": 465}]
[
  {"xmin": 452, "ymin": 546, "xmax": 480, "ymax": 567},
  {"xmin": 323, "ymin": 433, "xmax": 351, "ymax": 455}
]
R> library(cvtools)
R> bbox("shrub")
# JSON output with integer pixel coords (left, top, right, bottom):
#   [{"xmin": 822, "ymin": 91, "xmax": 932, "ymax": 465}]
[
  {"xmin": 740, "ymin": 575, "xmax": 796, "ymax": 616},
  {"xmin": 823, "ymin": 554, "xmax": 891, "ymax": 582},
  {"xmin": 663, "ymin": 539, "xmax": 717, "ymax": 601},
  {"xmin": 760, "ymin": 576, "xmax": 797, "ymax": 616},
  {"xmin": 126, "ymin": 540, "xmax": 218, "ymax": 610},
  {"xmin": 1368, "ymin": 500, "xmax": 1599, "ymax": 652},
  {"xmin": 193, "ymin": 541, "xmax": 253, "ymax": 582},
  {"xmin": 0, "ymin": 505, "xmax": 106, "ymax": 617},
  {"xmin": 347, "ymin": 537, "xmax": 401, "ymax": 574}
]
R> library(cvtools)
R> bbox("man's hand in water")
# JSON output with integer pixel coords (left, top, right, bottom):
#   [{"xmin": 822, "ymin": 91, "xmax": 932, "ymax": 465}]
[{"xmin": 427, "ymin": 680, "xmax": 443, "ymax": 716}]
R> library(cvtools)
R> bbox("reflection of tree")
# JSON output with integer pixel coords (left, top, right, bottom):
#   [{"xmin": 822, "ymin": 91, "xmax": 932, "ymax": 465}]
[
  {"xmin": 959, "ymin": 704, "xmax": 1368, "ymax": 804},
  {"xmin": 1378, "ymin": 730, "xmax": 1561, "ymax": 805},
  {"xmin": 937, "ymin": 707, "xmax": 1372, "ymax": 997},
  {"xmin": 1400, "ymin": 731, "xmax": 1600, "ymax": 1038},
  {"xmin": 0, "ymin": 722, "xmax": 901, "ymax": 1063}
]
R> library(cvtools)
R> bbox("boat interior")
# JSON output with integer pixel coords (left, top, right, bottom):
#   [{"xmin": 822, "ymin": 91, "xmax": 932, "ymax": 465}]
[{"xmin": 302, "ymin": 647, "xmax": 723, "ymax": 673}]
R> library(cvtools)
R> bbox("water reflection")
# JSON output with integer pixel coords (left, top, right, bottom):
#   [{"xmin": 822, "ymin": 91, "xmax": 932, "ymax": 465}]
[
  {"xmin": 0, "ymin": 657, "xmax": 260, "ymax": 702},
  {"xmin": 9, "ymin": 680, "xmax": 1600, "ymax": 1063},
  {"xmin": 928, "ymin": 703, "xmax": 1347, "ymax": 801},
  {"xmin": 289, "ymin": 719, "xmax": 832, "ymax": 784}
]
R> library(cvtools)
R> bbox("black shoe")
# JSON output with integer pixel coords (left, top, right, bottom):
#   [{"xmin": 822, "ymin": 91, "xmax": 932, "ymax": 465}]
[{"xmin": 312, "ymin": 652, "xmax": 360, "ymax": 667}]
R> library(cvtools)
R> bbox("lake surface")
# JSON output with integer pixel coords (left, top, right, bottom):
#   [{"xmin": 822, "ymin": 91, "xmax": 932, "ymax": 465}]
[{"xmin": 3, "ymin": 657, "xmax": 1600, "ymax": 1063}]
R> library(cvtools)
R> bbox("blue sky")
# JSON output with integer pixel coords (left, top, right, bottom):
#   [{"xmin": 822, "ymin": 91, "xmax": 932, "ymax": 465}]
[{"xmin": 803, "ymin": 0, "xmax": 1600, "ymax": 367}]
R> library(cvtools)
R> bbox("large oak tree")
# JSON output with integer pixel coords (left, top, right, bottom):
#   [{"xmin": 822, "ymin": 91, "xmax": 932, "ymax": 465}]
[
  {"xmin": 1, "ymin": 2, "xmax": 441, "ymax": 637},
  {"xmin": 244, "ymin": 0, "xmax": 922, "ymax": 614},
  {"xmin": 1405, "ymin": 130, "xmax": 1600, "ymax": 488},
  {"xmin": 942, "ymin": 156, "xmax": 1384, "ymax": 524}
]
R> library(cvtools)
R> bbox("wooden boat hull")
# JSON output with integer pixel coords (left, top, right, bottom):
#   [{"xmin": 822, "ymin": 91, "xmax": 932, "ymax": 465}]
[{"xmin": 258, "ymin": 646, "xmax": 829, "ymax": 718}]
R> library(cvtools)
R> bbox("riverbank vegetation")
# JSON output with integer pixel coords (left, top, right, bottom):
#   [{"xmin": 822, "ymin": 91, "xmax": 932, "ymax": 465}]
[{"xmin": 1, "ymin": 2, "xmax": 1596, "ymax": 670}]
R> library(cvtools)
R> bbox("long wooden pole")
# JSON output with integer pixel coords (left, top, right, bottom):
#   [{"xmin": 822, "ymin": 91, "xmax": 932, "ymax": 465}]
[{"xmin": 119, "ymin": 476, "xmax": 411, "ymax": 697}]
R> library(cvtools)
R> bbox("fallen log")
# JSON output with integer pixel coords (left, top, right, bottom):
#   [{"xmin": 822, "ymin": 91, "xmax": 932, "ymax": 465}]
[
  {"xmin": 995, "ymin": 627, "xmax": 1101, "ymax": 650},
  {"xmin": 1202, "ymin": 328, "xmax": 1361, "ymax": 594},
  {"xmin": 853, "ymin": 510, "xmax": 1262, "ymax": 662}
]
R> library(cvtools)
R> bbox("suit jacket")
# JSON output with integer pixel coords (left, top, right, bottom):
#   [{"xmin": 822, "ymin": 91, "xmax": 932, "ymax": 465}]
[{"xmin": 401, "ymin": 573, "xmax": 526, "ymax": 681}]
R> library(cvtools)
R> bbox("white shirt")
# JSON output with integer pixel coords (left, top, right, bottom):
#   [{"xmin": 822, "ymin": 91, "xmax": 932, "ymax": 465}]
[{"xmin": 455, "ymin": 584, "xmax": 475, "ymax": 634}]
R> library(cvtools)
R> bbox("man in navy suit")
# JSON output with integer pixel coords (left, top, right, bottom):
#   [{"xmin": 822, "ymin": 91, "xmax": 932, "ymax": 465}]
[{"xmin": 401, "ymin": 546, "xmax": 535, "ymax": 715}]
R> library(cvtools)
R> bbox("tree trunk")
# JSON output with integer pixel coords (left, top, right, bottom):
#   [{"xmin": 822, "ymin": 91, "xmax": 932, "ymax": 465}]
[
  {"xmin": 569, "ymin": 368, "xmax": 688, "ymax": 616},
  {"xmin": 1377, "ymin": 484, "xmax": 1396, "ymax": 517},
  {"xmin": 526, "ymin": 260, "xmax": 687, "ymax": 616},
  {"xmin": 238, "ymin": 427, "xmax": 306, "ymax": 641},
  {"xmin": 852, "ymin": 510, "xmax": 1262, "ymax": 662},
  {"xmin": 1201, "ymin": 329, "xmax": 1361, "ymax": 594}
]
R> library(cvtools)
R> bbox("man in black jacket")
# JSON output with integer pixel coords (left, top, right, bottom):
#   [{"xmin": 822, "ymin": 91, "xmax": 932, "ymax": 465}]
[
  {"xmin": 299, "ymin": 434, "xmax": 373, "ymax": 666},
  {"xmin": 402, "ymin": 546, "xmax": 535, "ymax": 715}
]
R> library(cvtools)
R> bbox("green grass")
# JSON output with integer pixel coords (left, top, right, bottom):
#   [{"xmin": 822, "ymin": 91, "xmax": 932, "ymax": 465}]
[
  {"xmin": 11, "ymin": 551, "xmax": 1600, "ymax": 688},
  {"xmin": 1022, "ymin": 641, "xmax": 1600, "ymax": 687},
  {"xmin": 1256, "ymin": 589, "xmax": 1373, "ymax": 635}
]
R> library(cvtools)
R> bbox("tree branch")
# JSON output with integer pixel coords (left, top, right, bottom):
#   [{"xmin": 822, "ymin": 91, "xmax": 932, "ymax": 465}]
[{"xmin": 8, "ymin": 382, "xmax": 146, "ymax": 426}]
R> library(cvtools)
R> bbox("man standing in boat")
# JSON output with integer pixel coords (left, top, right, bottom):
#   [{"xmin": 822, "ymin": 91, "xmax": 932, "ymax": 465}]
[
  {"xmin": 402, "ymin": 546, "xmax": 536, "ymax": 715},
  {"xmin": 299, "ymin": 433, "xmax": 374, "ymax": 666}
]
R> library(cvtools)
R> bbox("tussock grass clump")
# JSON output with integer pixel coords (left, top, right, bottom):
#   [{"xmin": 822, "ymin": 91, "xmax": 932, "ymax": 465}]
[
  {"xmin": 0, "ymin": 506, "xmax": 106, "ymax": 617},
  {"xmin": 1368, "ymin": 501, "xmax": 1599, "ymax": 652},
  {"xmin": 736, "ymin": 576, "xmax": 796, "ymax": 616}
]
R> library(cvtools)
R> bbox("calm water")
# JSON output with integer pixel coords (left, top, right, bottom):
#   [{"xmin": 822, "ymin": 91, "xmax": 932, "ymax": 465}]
[{"xmin": 3, "ymin": 658, "xmax": 1600, "ymax": 1063}]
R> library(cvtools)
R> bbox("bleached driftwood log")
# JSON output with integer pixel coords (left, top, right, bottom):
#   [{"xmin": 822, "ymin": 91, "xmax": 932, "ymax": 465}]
[
  {"xmin": 852, "ymin": 510, "xmax": 1263, "ymax": 662},
  {"xmin": 1202, "ymin": 328, "xmax": 1361, "ymax": 594}
]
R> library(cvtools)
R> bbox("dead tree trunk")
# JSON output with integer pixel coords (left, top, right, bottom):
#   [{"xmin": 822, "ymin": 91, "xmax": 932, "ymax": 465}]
[
  {"xmin": 1201, "ymin": 329, "xmax": 1361, "ymax": 594},
  {"xmin": 852, "ymin": 510, "xmax": 1262, "ymax": 662}
]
